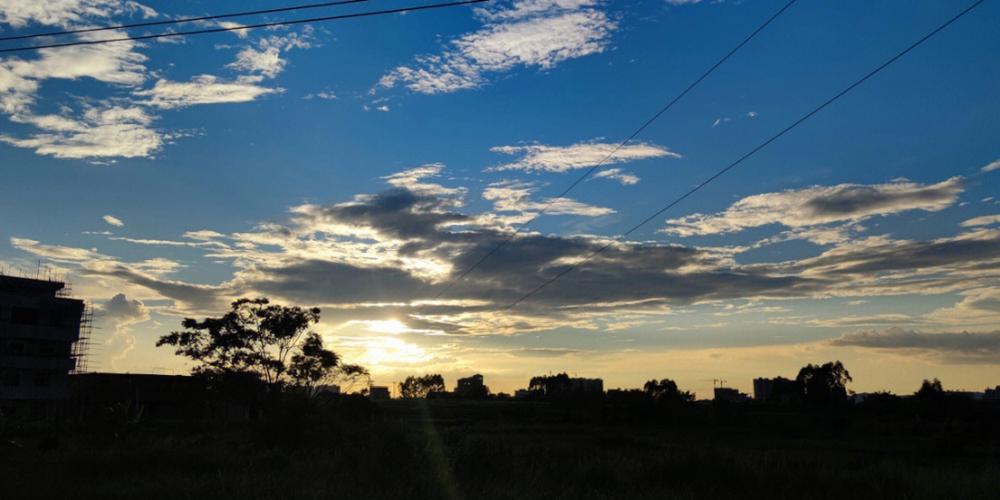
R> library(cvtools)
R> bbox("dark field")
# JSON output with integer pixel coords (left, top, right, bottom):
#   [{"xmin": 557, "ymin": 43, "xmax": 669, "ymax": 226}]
[{"xmin": 2, "ymin": 399, "xmax": 999, "ymax": 500}]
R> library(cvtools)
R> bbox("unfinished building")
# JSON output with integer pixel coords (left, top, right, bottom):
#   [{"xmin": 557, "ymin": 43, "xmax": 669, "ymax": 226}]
[{"xmin": 0, "ymin": 275, "xmax": 89, "ymax": 418}]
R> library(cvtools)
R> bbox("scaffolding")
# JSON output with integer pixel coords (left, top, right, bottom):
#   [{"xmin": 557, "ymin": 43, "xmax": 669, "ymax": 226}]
[{"xmin": 71, "ymin": 300, "xmax": 94, "ymax": 374}]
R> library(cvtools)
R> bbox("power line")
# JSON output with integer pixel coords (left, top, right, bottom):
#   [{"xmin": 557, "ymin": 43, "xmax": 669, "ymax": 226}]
[
  {"xmin": 503, "ymin": 0, "xmax": 986, "ymax": 311},
  {"xmin": 0, "ymin": 0, "xmax": 488, "ymax": 54},
  {"xmin": 431, "ymin": 0, "xmax": 800, "ymax": 301},
  {"xmin": 0, "ymin": 0, "xmax": 369, "ymax": 42}
]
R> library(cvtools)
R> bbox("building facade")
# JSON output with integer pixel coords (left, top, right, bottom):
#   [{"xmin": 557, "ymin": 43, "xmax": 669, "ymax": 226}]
[
  {"xmin": 753, "ymin": 378, "xmax": 774, "ymax": 402},
  {"xmin": 0, "ymin": 276, "xmax": 85, "ymax": 418},
  {"xmin": 455, "ymin": 374, "xmax": 489, "ymax": 398}
]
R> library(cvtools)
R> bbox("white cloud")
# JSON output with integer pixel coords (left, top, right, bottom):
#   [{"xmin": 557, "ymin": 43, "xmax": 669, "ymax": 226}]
[
  {"xmin": 961, "ymin": 214, "xmax": 1000, "ymax": 227},
  {"xmin": 0, "ymin": 31, "xmax": 148, "ymax": 122},
  {"xmin": 591, "ymin": 168, "xmax": 639, "ymax": 185},
  {"xmin": 490, "ymin": 140, "xmax": 679, "ymax": 173},
  {"xmin": 378, "ymin": 0, "xmax": 615, "ymax": 94},
  {"xmin": 925, "ymin": 287, "xmax": 1000, "ymax": 327},
  {"xmin": 216, "ymin": 21, "xmax": 249, "ymax": 38},
  {"xmin": 982, "ymin": 158, "xmax": 1000, "ymax": 173},
  {"xmin": 98, "ymin": 292, "xmax": 150, "ymax": 369},
  {"xmin": 0, "ymin": 3, "xmax": 159, "ymax": 160},
  {"xmin": 382, "ymin": 164, "xmax": 467, "ymax": 201},
  {"xmin": 226, "ymin": 31, "xmax": 313, "ymax": 79},
  {"xmin": 0, "ymin": 0, "xmax": 156, "ymax": 28},
  {"xmin": 663, "ymin": 177, "xmax": 963, "ymax": 237},
  {"xmin": 103, "ymin": 215, "xmax": 124, "ymax": 227},
  {"xmin": 10, "ymin": 237, "xmax": 104, "ymax": 262},
  {"xmin": 483, "ymin": 180, "xmax": 614, "ymax": 216},
  {"xmin": 183, "ymin": 230, "xmax": 225, "ymax": 241},
  {"xmin": 229, "ymin": 46, "xmax": 286, "ymax": 78},
  {"xmin": 137, "ymin": 75, "xmax": 281, "ymax": 109},
  {"xmin": 304, "ymin": 91, "xmax": 337, "ymax": 100},
  {"xmin": 0, "ymin": 104, "xmax": 162, "ymax": 160}
]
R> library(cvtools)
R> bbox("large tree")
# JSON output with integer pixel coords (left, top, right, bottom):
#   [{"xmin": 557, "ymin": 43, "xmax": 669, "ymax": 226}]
[
  {"xmin": 796, "ymin": 361, "xmax": 852, "ymax": 403},
  {"xmin": 643, "ymin": 379, "xmax": 694, "ymax": 404},
  {"xmin": 157, "ymin": 298, "xmax": 360, "ymax": 392},
  {"xmin": 915, "ymin": 378, "xmax": 945, "ymax": 399},
  {"xmin": 399, "ymin": 374, "xmax": 446, "ymax": 399}
]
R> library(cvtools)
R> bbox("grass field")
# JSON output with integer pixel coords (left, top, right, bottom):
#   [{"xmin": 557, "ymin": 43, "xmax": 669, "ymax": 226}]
[{"xmin": 2, "ymin": 399, "xmax": 999, "ymax": 499}]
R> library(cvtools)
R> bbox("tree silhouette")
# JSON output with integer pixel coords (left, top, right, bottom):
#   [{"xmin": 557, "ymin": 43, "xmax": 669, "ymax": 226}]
[
  {"xmin": 915, "ymin": 378, "xmax": 945, "ymax": 399},
  {"xmin": 643, "ymin": 379, "xmax": 694, "ymax": 404},
  {"xmin": 157, "ymin": 298, "xmax": 359, "ymax": 392},
  {"xmin": 796, "ymin": 361, "xmax": 852, "ymax": 403},
  {"xmin": 399, "ymin": 374, "xmax": 446, "ymax": 398}
]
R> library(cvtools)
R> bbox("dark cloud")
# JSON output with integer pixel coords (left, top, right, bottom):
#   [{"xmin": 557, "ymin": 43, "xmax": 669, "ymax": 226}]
[
  {"xmin": 297, "ymin": 188, "xmax": 468, "ymax": 240},
  {"xmin": 831, "ymin": 327, "xmax": 1000, "ymax": 363},
  {"xmin": 780, "ymin": 230, "xmax": 1000, "ymax": 276},
  {"xmin": 14, "ymin": 174, "xmax": 999, "ymax": 337},
  {"xmin": 245, "ymin": 259, "xmax": 428, "ymax": 304},
  {"xmin": 804, "ymin": 178, "xmax": 962, "ymax": 216},
  {"xmin": 81, "ymin": 261, "xmax": 227, "ymax": 314}
]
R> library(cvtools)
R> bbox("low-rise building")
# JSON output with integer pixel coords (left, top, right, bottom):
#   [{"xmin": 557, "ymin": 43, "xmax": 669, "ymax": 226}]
[
  {"xmin": 714, "ymin": 387, "xmax": 751, "ymax": 403},
  {"xmin": 368, "ymin": 385, "xmax": 390, "ymax": 401},
  {"xmin": 455, "ymin": 374, "xmax": 489, "ymax": 398},
  {"xmin": 569, "ymin": 377, "xmax": 604, "ymax": 395}
]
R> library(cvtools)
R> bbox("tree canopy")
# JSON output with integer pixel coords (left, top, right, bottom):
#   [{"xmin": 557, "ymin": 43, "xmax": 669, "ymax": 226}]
[
  {"xmin": 796, "ymin": 361, "xmax": 852, "ymax": 403},
  {"xmin": 643, "ymin": 379, "xmax": 694, "ymax": 404},
  {"xmin": 399, "ymin": 374, "xmax": 446, "ymax": 398},
  {"xmin": 915, "ymin": 378, "xmax": 945, "ymax": 399},
  {"xmin": 157, "ymin": 298, "xmax": 364, "ymax": 392}
]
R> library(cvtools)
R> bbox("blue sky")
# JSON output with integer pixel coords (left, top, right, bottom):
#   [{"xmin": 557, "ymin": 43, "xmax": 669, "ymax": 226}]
[{"xmin": 1, "ymin": 0, "xmax": 998, "ymax": 396}]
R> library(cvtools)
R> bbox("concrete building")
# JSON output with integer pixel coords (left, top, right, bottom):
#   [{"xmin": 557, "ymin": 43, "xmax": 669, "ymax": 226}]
[
  {"xmin": 569, "ymin": 377, "xmax": 604, "ymax": 395},
  {"xmin": 368, "ymin": 385, "xmax": 390, "ymax": 401},
  {"xmin": 753, "ymin": 378, "xmax": 774, "ymax": 402},
  {"xmin": 455, "ymin": 374, "xmax": 488, "ymax": 398},
  {"xmin": 0, "ymin": 276, "xmax": 87, "ymax": 418},
  {"xmin": 714, "ymin": 387, "xmax": 751, "ymax": 403}
]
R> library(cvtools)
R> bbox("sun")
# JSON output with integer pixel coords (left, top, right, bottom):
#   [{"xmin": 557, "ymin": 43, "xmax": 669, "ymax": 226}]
[
  {"xmin": 366, "ymin": 319, "xmax": 411, "ymax": 335},
  {"xmin": 361, "ymin": 337, "xmax": 431, "ymax": 367}
]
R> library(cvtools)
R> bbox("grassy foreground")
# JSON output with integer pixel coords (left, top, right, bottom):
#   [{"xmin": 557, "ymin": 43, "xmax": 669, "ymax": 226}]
[{"xmin": 1, "ymin": 399, "xmax": 998, "ymax": 499}]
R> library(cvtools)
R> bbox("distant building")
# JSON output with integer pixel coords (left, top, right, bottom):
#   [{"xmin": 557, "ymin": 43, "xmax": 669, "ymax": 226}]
[
  {"xmin": 714, "ymin": 387, "xmax": 750, "ymax": 403},
  {"xmin": 947, "ymin": 390, "xmax": 983, "ymax": 400},
  {"xmin": 368, "ymin": 385, "xmax": 390, "ymax": 401},
  {"xmin": 0, "ymin": 276, "xmax": 87, "ymax": 418},
  {"xmin": 569, "ymin": 377, "xmax": 603, "ymax": 395},
  {"xmin": 316, "ymin": 384, "xmax": 341, "ymax": 396},
  {"xmin": 514, "ymin": 389, "xmax": 536, "ymax": 400},
  {"xmin": 753, "ymin": 378, "xmax": 774, "ymax": 402},
  {"xmin": 752, "ymin": 376, "xmax": 800, "ymax": 404},
  {"xmin": 455, "ymin": 374, "xmax": 488, "ymax": 398}
]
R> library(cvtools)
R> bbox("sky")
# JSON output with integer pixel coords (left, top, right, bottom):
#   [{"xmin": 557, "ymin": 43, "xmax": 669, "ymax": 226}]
[{"xmin": 1, "ymin": 0, "xmax": 998, "ymax": 398}]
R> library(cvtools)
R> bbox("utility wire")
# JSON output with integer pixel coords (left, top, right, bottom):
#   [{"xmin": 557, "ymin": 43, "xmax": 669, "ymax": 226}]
[
  {"xmin": 0, "ymin": 0, "xmax": 488, "ymax": 54},
  {"xmin": 503, "ymin": 0, "xmax": 987, "ymax": 311},
  {"xmin": 0, "ymin": 0, "xmax": 369, "ymax": 42},
  {"xmin": 431, "ymin": 0, "xmax": 800, "ymax": 300}
]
